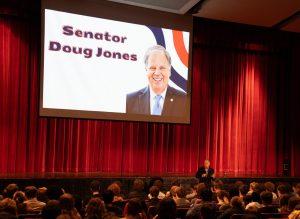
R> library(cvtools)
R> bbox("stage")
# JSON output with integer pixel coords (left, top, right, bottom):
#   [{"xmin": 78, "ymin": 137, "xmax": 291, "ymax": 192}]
[{"xmin": 0, "ymin": 172, "xmax": 299, "ymax": 199}]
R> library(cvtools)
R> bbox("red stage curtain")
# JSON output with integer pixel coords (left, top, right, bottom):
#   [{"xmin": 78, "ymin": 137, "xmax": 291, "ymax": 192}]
[{"xmin": 1, "ymin": 12, "xmax": 300, "ymax": 176}]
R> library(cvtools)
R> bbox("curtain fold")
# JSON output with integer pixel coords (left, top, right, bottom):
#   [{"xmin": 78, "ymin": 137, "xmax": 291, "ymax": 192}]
[{"xmin": 1, "ymin": 14, "xmax": 300, "ymax": 176}]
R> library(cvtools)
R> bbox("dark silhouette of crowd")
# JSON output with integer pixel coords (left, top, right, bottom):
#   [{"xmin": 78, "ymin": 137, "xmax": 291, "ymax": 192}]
[{"xmin": 0, "ymin": 178, "xmax": 300, "ymax": 219}]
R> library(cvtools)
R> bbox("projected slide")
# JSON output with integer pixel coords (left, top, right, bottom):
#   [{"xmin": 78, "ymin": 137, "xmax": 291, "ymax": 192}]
[{"xmin": 41, "ymin": 9, "xmax": 191, "ymax": 123}]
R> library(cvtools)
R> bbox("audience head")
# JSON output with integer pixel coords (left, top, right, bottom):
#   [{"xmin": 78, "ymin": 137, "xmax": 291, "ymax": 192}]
[
  {"xmin": 24, "ymin": 186, "xmax": 38, "ymax": 199},
  {"xmin": 126, "ymin": 198, "xmax": 144, "ymax": 217},
  {"xmin": 229, "ymin": 187, "xmax": 240, "ymax": 199},
  {"xmin": 254, "ymin": 183, "xmax": 266, "ymax": 194},
  {"xmin": 59, "ymin": 193, "xmax": 75, "ymax": 211},
  {"xmin": 200, "ymin": 188, "xmax": 213, "ymax": 202},
  {"xmin": 13, "ymin": 191, "xmax": 26, "ymax": 204},
  {"xmin": 200, "ymin": 203, "xmax": 216, "ymax": 219},
  {"xmin": 277, "ymin": 184, "xmax": 290, "ymax": 197},
  {"xmin": 213, "ymin": 179, "xmax": 223, "ymax": 191},
  {"xmin": 250, "ymin": 192, "xmax": 261, "ymax": 203},
  {"xmin": 171, "ymin": 179, "xmax": 180, "ymax": 187},
  {"xmin": 153, "ymin": 179, "xmax": 164, "ymax": 190},
  {"xmin": 90, "ymin": 180, "xmax": 101, "ymax": 192},
  {"xmin": 235, "ymin": 181, "xmax": 244, "ymax": 189},
  {"xmin": 37, "ymin": 187, "xmax": 48, "ymax": 202},
  {"xmin": 279, "ymin": 194, "xmax": 290, "ymax": 212},
  {"xmin": 292, "ymin": 183, "xmax": 300, "ymax": 194},
  {"xmin": 196, "ymin": 183, "xmax": 206, "ymax": 197},
  {"xmin": 4, "ymin": 184, "xmax": 18, "ymax": 199},
  {"xmin": 239, "ymin": 184, "xmax": 249, "ymax": 197},
  {"xmin": 0, "ymin": 198, "xmax": 17, "ymax": 216},
  {"xmin": 174, "ymin": 186, "xmax": 186, "ymax": 199},
  {"xmin": 133, "ymin": 179, "xmax": 145, "ymax": 192},
  {"xmin": 170, "ymin": 186, "xmax": 179, "ymax": 198},
  {"xmin": 86, "ymin": 198, "xmax": 105, "ymax": 219},
  {"xmin": 102, "ymin": 190, "xmax": 114, "ymax": 204},
  {"xmin": 217, "ymin": 190, "xmax": 230, "ymax": 204},
  {"xmin": 288, "ymin": 196, "xmax": 300, "ymax": 211},
  {"xmin": 249, "ymin": 182, "xmax": 258, "ymax": 192},
  {"xmin": 231, "ymin": 196, "xmax": 244, "ymax": 210},
  {"xmin": 260, "ymin": 191, "xmax": 273, "ymax": 205},
  {"xmin": 42, "ymin": 200, "xmax": 61, "ymax": 219},
  {"xmin": 149, "ymin": 186, "xmax": 159, "ymax": 199},
  {"xmin": 107, "ymin": 183, "xmax": 121, "ymax": 196},
  {"xmin": 47, "ymin": 186, "xmax": 64, "ymax": 200},
  {"xmin": 157, "ymin": 198, "xmax": 176, "ymax": 219},
  {"xmin": 264, "ymin": 182, "xmax": 275, "ymax": 193}
]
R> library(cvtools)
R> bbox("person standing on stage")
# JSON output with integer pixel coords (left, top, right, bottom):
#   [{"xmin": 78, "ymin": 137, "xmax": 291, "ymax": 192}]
[{"xmin": 196, "ymin": 160, "xmax": 215, "ymax": 186}]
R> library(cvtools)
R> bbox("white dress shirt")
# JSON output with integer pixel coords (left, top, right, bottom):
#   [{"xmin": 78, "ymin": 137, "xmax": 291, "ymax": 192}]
[{"xmin": 149, "ymin": 87, "xmax": 167, "ymax": 115}]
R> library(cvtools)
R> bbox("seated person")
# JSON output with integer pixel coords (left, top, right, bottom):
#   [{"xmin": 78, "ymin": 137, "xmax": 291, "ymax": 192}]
[
  {"xmin": 264, "ymin": 182, "xmax": 278, "ymax": 202},
  {"xmin": 187, "ymin": 188, "xmax": 217, "ymax": 219},
  {"xmin": 148, "ymin": 179, "xmax": 166, "ymax": 200},
  {"xmin": 107, "ymin": 183, "xmax": 124, "ymax": 202},
  {"xmin": 102, "ymin": 190, "xmax": 123, "ymax": 217},
  {"xmin": 173, "ymin": 186, "xmax": 190, "ymax": 208},
  {"xmin": 200, "ymin": 203, "xmax": 217, "ymax": 219},
  {"xmin": 217, "ymin": 196, "xmax": 245, "ymax": 219},
  {"xmin": 258, "ymin": 191, "xmax": 278, "ymax": 213},
  {"xmin": 186, "ymin": 182, "xmax": 198, "ymax": 201},
  {"xmin": 128, "ymin": 179, "xmax": 147, "ymax": 201},
  {"xmin": 24, "ymin": 186, "xmax": 46, "ymax": 212},
  {"xmin": 147, "ymin": 186, "xmax": 160, "ymax": 208},
  {"xmin": 217, "ymin": 190, "xmax": 231, "ymax": 211},
  {"xmin": 153, "ymin": 198, "xmax": 176, "ymax": 219}
]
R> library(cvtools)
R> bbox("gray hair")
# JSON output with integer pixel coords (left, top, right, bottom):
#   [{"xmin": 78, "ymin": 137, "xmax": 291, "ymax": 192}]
[{"xmin": 144, "ymin": 45, "xmax": 171, "ymax": 67}]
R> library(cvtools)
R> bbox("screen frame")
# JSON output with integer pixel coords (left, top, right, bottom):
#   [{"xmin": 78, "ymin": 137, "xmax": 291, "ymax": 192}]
[{"xmin": 40, "ymin": 0, "xmax": 193, "ymax": 124}]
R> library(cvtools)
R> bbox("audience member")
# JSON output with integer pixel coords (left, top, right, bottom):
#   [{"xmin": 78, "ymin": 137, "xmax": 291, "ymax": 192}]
[
  {"xmin": 264, "ymin": 182, "xmax": 278, "ymax": 201},
  {"xmin": 212, "ymin": 180, "xmax": 223, "ymax": 201},
  {"xmin": 217, "ymin": 196, "xmax": 245, "ymax": 219},
  {"xmin": 186, "ymin": 182, "xmax": 198, "ymax": 201},
  {"xmin": 277, "ymin": 184, "xmax": 291, "ymax": 199},
  {"xmin": 148, "ymin": 179, "xmax": 165, "ymax": 200},
  {"xmin": 85, "ymin": 198, "xmax": 106, "ymax": 219},
  {"xmin": 288, "ymin": 196, "xmax": 300, "ymax": 212},
  {"xmin": 0, "ymin": 198, "xmax": 17, "ymax": 216},
  {"xmin": 3, "ymin": 184, "xmax": 19, "ymax": 199},
  {"xmin": 217, "ymin": 190, "xmax": 231, "ymax": 211},
  {"xmin": 174, "ymin": 186, "xmax": 190, "ymax": 207},
  {"xmin": 147, "ymin": 186, "xmax": 160, "ymax": 207},
  {"xmin": 128, "ymin": 179, "xmax": 147, "ymax": 201},
  {"xmin": 199, "ymin": 203, "xmax": 216, "ymax": 219},
  {"xmin": 247, "ymin": 182, "xmax": 258, "ymax": 196},
  {"xmin": 257, "ymin": 191, "xmax": 278, "ymax": 213},
  {"xmin": 245, "ymin": 192, "xmax": 262, "ymax": 210},
  {"xmin": 37, "ymin": 187, "xmax": 48, "ymax": 203},
  {"xmin": 186, "ymin": 188, "xmax": 215, "ymax": 219},
  {"xmin": 279, "ymin": 194, "xmax": 291, "ymax": 213},
  {"xmin": 102, "ymin": 190, "xmax": 123, "ymax": 217},
  {"xmin": 24, "ymin": 186, "xmax": 46, "ymax": 212},
  {"xmin": 42, "ymin": 200, "xmax": 61, "ymax": 219},
  {"xmin": 108, "ymin": 183, "xmax": 124, "ymax": 202},
  {"xmin": 154, "ymin": 198, "xmax": 176, "ymax": 219},
  {"xmin": 47, "ymin": 186, "xmax": 64, "ymax": 201},
  {"xmin": 58, "ymin": 193, "xmax": 81, "ymax": 219},
  {"xmin": 13, "ymin": 191, "xmax": 30, "ymax": 214},
  {"xmin": 288, "ymin": 204, "xmax": 300, "ymax": 219},
  {"xmin": 123, "ymin": 198, "xmax": 146, "ymax": 219}
]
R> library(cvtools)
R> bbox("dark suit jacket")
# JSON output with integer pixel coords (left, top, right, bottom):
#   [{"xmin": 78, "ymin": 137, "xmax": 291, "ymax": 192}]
[
  {"xmin": 126, "ymin": 86, "xmax": 186, "ymax": 117},
  {"xmin": 196, "ymin": 167, "xmax": 214, "ymax": 185}
]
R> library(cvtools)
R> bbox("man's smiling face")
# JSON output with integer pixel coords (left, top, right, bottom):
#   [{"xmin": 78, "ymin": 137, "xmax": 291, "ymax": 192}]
[{"xmin": 146, "ymin": 50, "xmax": 171, "ymax": 95}]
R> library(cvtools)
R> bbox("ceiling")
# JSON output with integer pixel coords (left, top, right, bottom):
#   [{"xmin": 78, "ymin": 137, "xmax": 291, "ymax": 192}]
[{"xmin": 108, "ymin": 0, "xmax": 300, "ymax": 33}]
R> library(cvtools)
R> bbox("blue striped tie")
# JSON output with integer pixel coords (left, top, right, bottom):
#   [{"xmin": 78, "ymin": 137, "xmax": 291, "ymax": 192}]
[{"xmin": 152, "ymin": 95, "xmax": 162, "ymax": 115}]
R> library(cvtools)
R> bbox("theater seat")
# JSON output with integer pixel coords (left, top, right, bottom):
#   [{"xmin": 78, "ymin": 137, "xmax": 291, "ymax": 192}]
[
  {"xmin": 260, "ymin": 213, "xmax": 289, "ymax": 219},
  {"xmin": 231, "ymin": 214, "xmax": 244, "ymax": 219},
  {"xmin": 176, "ymin": 208, "xmax": 189, "ymax": 219}
]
